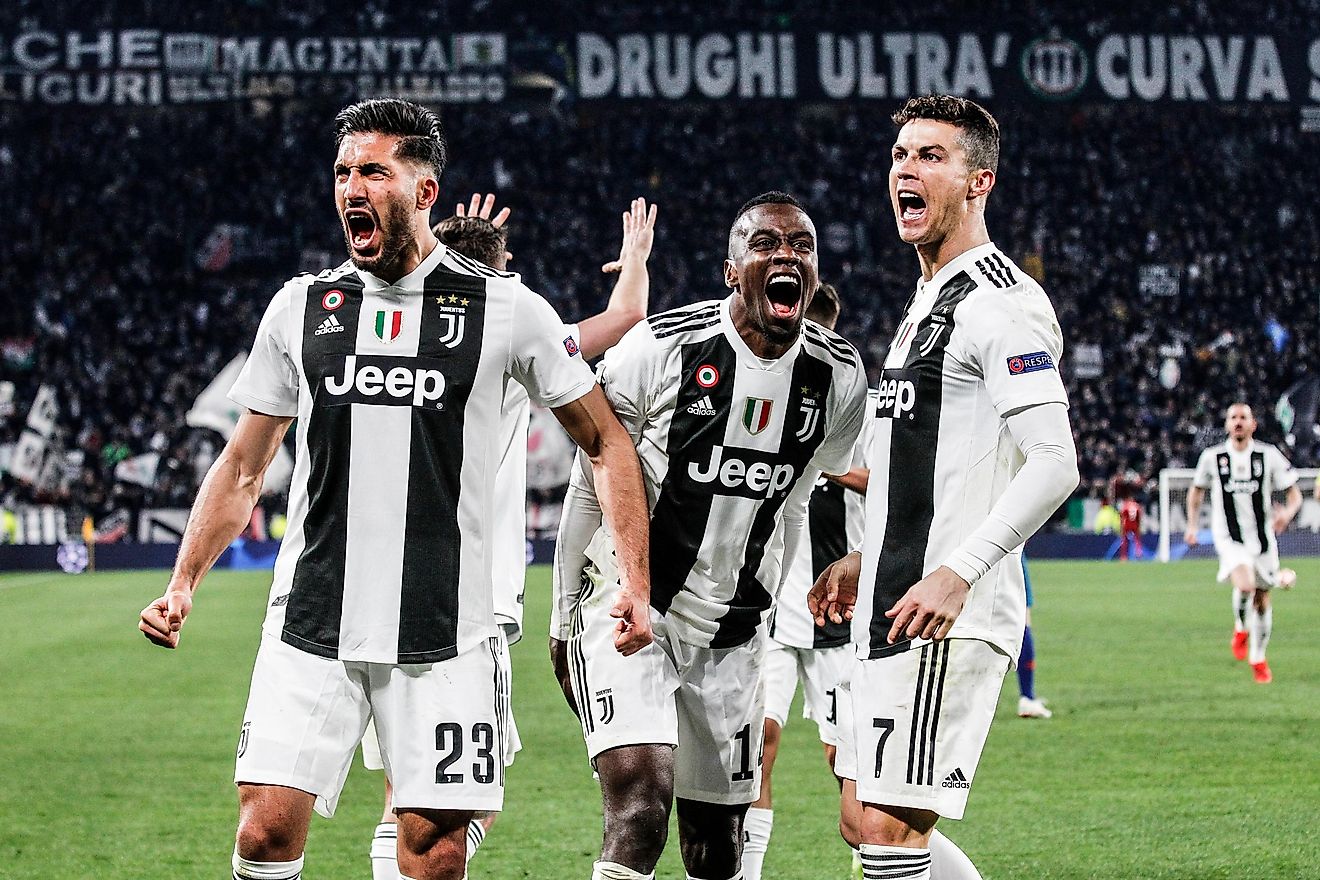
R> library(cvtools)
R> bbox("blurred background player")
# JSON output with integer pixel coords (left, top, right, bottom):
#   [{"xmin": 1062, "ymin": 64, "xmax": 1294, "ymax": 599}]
[
  {"xmin": 1016, "ymin": 556, "xmax": 1051, "ymax": 719},
  {"xmin": 364, "ymin": 192, "xmax": 657, "ymax": 880},
  {"xmin": 742, "ymin": 283, "xmax": 871, "ymax": 880},
  {"xmin": 1117, "ymin": 486, "xmax": 1144, "ymax": 561},
  {"xmin": 1184, "ymin": 402, "xmax": 1300, "ymax": 684}
]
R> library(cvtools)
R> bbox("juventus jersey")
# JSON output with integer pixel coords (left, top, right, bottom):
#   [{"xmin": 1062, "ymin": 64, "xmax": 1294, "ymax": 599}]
[
  {"xmin": 575, "ymin": 296, "xmax": 868, "ymax": 650},
  {"xmin": 229, "ymin": 243, "xmax": 594, "ymax": 663},
  {"xmin": 1192, "ymin": 440, "xmax": 1297, "ymax": 555},
  {"xmin": 769, "ymin": 388, "xmax": 876, "ymax": 649},
  {"xmin": 490, "ymin": 323, "xmax": 580, "ymax": 645},
  {"xmin": 853, "ymin": 243, "xmax": 1069, "ymax": 661}
]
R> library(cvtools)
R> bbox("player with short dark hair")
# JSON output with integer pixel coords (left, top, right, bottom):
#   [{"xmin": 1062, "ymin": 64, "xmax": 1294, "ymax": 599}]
[
  {"xmin": 554, "ymin": 193, "xmax": 869, "ymax": 880},
  {"xmin": 811, "ymin": 95, "xmax": 1079, "ymax": 880},
  {"xmin": 1184, "ymin": 402, "xmax": 1301, "ymax": 683},
  {"xmin": 139, "ymin": 98, "xmax": 653, "ymax": 880},
  {"xmin": 363, "ymin": 192, "xmax": 657, "ymax": 880}
]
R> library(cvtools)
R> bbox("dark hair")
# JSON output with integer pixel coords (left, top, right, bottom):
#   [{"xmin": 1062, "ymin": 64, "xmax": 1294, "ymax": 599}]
[
  {"xmin": 434, "ymin": 216, "xmax": 509, "ymax": 269},
  {"xmin": 806, "ymin": 282, "xmax": 841, "ymax": 327},
  {"xmin": 334, "ymin": 98, "xmax": 447, "ymax": 180},
  {"xmin": 892, "ymin": 95, "xmax": 999, "ymax": 175},
  {"xmin": 728, "ymin": 191, "xmax": 808, "ymax": 255}
]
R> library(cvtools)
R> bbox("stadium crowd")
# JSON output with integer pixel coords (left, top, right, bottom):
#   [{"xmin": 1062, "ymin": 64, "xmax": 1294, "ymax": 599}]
[{"xmin": 3, "ymin": 9, "xmax": 1319, "ymax": 532}]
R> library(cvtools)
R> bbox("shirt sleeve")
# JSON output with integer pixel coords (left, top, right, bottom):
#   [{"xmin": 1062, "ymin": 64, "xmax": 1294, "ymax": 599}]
[
  {"xmin": 956, "ymin": 289, "xmax": 1069, "ymax": 418},
  {"xmin": 594, "ymin": 321, "xmax": 660, "ymax": 438},
  {"xmin": 229, "ymin": 284, "xmax": 300, "ymax": 417},
  {"xmin": 810, "ymin": 362, "xmax": 869, "ymax": 476},
  {"xmin": 507, "ymin": 284, "xmax": 597, "ymax": 409},
  {"xmin": 1191, "ymin": 449, "xmax": 1215, "ymax": 490},
  {"xmin": 1269, "ymin": 445, "xmax": 1299, "ymax": 491}
]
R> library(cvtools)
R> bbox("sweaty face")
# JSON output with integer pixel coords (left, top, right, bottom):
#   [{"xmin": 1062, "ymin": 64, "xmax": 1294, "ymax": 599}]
[
  {"xmin": 889, "ymin": 119, "xmax": 976, "ymax": 247},
  {"xmin": 334, "ymin": 132, "xmax": 422, "ymax": 275},
  {"xmin": 726, "ymin": 204, "xmax": 819, "ymax": 349},
  {"xmin": 1225, "ymin": 405, "xmax": 1256, "ymax": 441}
]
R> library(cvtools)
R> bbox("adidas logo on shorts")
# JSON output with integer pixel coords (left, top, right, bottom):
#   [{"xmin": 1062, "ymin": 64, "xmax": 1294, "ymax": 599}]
[
  {"xmin": 686, "ymin": 395, "xmax": 717, "ymax": 416},
  {"xmin": 941, "ymin": 767, "xmax": 970, "ymax": 789},
  {"xmin": 315, "ymin": 314, "xmax": 346, "ymax": 336}
]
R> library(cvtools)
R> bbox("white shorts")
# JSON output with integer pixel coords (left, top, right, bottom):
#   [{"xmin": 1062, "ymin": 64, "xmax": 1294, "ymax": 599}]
[
  {"xmin": 837, "ymin": 638, "xmax": 1009, "ymax": 820},
  {"xmin": 763, "ymin": 638, "xmax": 852, "ymax": 746},
  {"xmin": 1215, "ymin": 541, "xmax": 1281, "ymax": 589},
  {"xmin": 236, "ymin": 633, "xmax": 510, "ymax": 817},
  {"xmin": 567, "ymin": 576, "xmax": 765, "ymax": 805}
]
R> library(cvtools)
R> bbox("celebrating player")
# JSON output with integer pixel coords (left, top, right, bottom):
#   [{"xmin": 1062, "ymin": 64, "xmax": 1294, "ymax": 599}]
[
  {"xmin": 553, "ymin": 192, "xmax": 869, "ymax": 880},
  {"xmin": 810, "ymin": 95, "xmax": 1079, "ymax": 880},
  {"xmin": 1184, "ymin": 402, "xmax": 1301, "ymax": 683},
  {"xmin": 138, "ymin": 99, "xmax": 652, "ymax": 880},
  {"xmin": 363, "ymin": 193, "xmax": 657, "ymax": 880}
]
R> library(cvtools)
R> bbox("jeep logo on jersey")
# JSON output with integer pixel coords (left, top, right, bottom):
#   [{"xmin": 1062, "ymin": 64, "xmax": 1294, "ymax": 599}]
[
  {"xmin": 876, "ymin": 370, "xmax": 917, "ymax": 420},
  {"xmin": 687, "ymin": 445, "xmax": 796, "ymax": 499},
  {"xmin": 323, "ymin": 355, "xmax": 446, "ymax": 408},
  {"xmin": 374, "ymin": 309, "xmax": 403, "ymax": 342}
]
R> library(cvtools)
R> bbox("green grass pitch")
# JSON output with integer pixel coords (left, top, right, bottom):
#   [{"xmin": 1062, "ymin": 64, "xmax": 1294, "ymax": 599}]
[{"xmin": 2, "ymin": 559, "xmax": 1318, "ymax": 879}]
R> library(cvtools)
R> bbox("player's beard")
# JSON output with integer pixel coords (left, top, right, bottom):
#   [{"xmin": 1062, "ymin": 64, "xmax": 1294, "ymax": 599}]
[{"xmin": 344, "ymin": 194, "xmax": 415, "ymax": 276}]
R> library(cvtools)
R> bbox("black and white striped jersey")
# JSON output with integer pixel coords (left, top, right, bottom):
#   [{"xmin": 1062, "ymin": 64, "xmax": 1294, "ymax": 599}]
[
  {"xmin": 853, "ymin": 243, "xmax": 1069, "ymax": 661},
  {"xmin": 228, "ymin": 242, "xmax": 595, "ymax": 663},
  {"xmin": 769, "ymin": 388, "xmax": 875, "ymax": 649},
  {"xmin": 578, "ymin": 296, "xmax": 868, "ymax": 649},
  {"xmin": 1192, "ymin": 440, "xmax": 1296, "ymax": 555}
]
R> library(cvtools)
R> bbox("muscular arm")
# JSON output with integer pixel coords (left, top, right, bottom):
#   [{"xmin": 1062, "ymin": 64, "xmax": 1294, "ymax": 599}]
[
  {"xmin": 139, "ymin": 411, "xmax": 292, "ymax": 647},
  {"xmin": 1275, "ymin": 484, "xmax": 1303, "ymax": 533},
  {"xmin": 551, "ymin": 386, "xmax": 652, "ymax": 653},
  {"xmin": 577, "ymin": 198, "xmax": 656, "ymax": 359}
]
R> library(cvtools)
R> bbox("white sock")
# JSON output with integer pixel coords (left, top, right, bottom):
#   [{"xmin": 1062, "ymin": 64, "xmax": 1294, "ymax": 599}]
[
  {"xmin": 370, "ymin": 822, "xmax": 400, "ymax": 880},
  {"xmin": 1249, "ymin": 603, "xmax": 1272, "ymax": 664},
  {"xmin": 232, "ymin": 852, "xmax": 304, "ymax": 880},
  {"xmin": 740, "ymin": 807, "xmax": 773, "ymax": 880},
  {"xmin": 592, "ymin": 860, "xmax": 655, "ymax": 880},
  {"xmin": 928, "ymin": 829, "xmax": 982, "ymax": 880},
  {"xmin": 1233, "ymin": 589, "xmax": 1249, "ymax": 632},
  {"xmin": 465, "ymin": 818, "xmax": 486, "ymax": 860},
  {"xmin": 858, "ymin": 843, "xmax": 930, "ymax": 880}
]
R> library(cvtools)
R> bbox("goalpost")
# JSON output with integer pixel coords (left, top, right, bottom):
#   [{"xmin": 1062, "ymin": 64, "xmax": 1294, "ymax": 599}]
[{"xmin": 1157, "ymin": 467, "xmax": 1320, "ymax": 562}]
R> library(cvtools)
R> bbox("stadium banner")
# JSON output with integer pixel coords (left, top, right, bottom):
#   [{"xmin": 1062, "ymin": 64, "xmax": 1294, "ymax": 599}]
[
  {"xmin": 570, "ymin": 31, "xmax": 1320, "ymax": 105},
  {"xmin": 0, "ymin": 30, "xmax": 509, "ymax": 105},
  {"xmin": 4, "ymin": 28, "xmax": 1319, "ymax": 110}
]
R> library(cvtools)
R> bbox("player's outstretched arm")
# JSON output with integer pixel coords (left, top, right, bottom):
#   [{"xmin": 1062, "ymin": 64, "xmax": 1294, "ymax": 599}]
[
  {"xmin": 138, "ymin": 411, "xmax": 292, "ymax": 649},
  {"xmin": 578, "ymin": 197, "xmax": 657, "ymax": 359},
  {"xmin": 808, "ymin": 550, "xmax": 861, "ymax": 628},
  {"xmin": 1184, "ymin": 486, "xmax": 1204, "ymax": 545},
  {"xmin": 454, "ymin": 192, "xmax": 511, "ymax": 228},
  {"xmin": 551, "ymin": 386, "xmax": 652, "ymax": 655}
]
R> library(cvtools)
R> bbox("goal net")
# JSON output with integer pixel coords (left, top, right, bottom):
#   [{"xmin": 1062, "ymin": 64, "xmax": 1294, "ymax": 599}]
[{"xmin": 1157, "ymin": 468, "xmax": 1320, "ymax": 561}]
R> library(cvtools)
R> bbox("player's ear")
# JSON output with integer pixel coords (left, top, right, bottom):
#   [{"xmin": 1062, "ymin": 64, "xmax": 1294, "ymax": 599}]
[
  {"xmin": 724, "ymin": 258, "xmax": 738, "ymax": 290},
  {"xmin": 967, "ymin": 168, "xmax": 995, "ymax": 201},
  {"xmin": 416, "ymin": 175, "xmax": 440, "ymax": 212}
]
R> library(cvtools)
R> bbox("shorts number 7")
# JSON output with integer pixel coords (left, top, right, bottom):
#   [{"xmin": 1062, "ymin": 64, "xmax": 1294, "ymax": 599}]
[{"xmin": 873, "ymin": 717, "xmax": 895, "ymax": 779}]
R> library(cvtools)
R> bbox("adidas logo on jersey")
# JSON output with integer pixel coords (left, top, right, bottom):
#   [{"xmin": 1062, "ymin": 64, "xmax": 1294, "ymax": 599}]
[
  {"xmin": 323, "ymin": 354, "xmax": 447, "ymax": 408},
  {"xmin": 686, "ymin": 395, "xmax": 717, "ymax": 416},
  {"xmin": 941, "ymin": 768, "xmax": 970, "ymax": 789},
  {"xmin": 315, "ymin": 315, "xmax": 346, "ymax": 336}
]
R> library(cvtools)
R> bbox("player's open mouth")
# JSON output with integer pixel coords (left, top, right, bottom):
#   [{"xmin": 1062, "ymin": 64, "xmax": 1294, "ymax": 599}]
[
  {"xmin": 766, "ymin": 272, "xmax": 802, "ymax": 319},
  {"xmin": 344, "ymin": 209, "xmax": 379, "ymax": 251},
  {"xmin": 898, "ymin": 192, "xmax": 927, "ymax": 222}
]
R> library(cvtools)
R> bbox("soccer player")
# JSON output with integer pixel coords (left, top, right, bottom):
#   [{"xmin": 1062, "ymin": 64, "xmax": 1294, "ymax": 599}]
[
  {"xmin": 364, "ymin": 193, "xmax": 657, "ymax": 880},
  {"xmin": 1184, "ymin": 402, "xmax": 1301, "ymax": 683},
  {"xmin": 553, "ymin": 192, "xmax": 869, "ymax": 880},
  {"xmin": 138, "ymin": 98, "xmax": 653, "ymax": 880},
  {"xmin": 1016, "ymin": 556, "xmax": 1051, "ymax": 719},
  {"xmin": 810, "ymin": 95, "xmax": 1079, "ymax": 880},
  {"xmin": 742, "ymin": 282, "xmax": 870, "ymax": 880}
]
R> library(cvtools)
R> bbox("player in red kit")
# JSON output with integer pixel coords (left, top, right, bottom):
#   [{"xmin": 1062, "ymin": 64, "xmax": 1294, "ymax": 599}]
[{"xmin": 1119, "ymin": 496, "xmax": 1143, "ymax": 560}]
